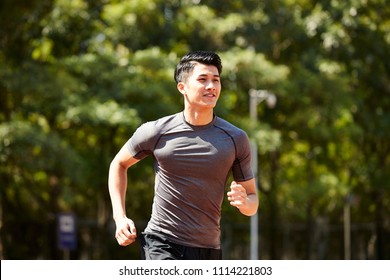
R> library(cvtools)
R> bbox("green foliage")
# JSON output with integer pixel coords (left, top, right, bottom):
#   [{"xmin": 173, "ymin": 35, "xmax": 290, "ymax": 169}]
[{"xmin": 0, "ymin": 0, "xmax": 389, "ymax": 260}]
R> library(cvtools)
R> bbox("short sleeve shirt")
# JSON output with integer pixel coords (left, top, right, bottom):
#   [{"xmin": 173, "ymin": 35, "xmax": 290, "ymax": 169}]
[{"xmin": 127, "ymin": 112, "xmax": 254, "ymax": 249}]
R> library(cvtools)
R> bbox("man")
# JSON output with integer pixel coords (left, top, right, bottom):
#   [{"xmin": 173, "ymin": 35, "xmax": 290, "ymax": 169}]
[{"xmin": 108, "ymin": 50, "xmax": 258, "ymax": 260}]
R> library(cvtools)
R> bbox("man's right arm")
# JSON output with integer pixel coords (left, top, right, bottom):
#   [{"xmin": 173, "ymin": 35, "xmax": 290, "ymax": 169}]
[{"xmin": 108, "ymin": 143, "xmax": 140, "ymax": 246}]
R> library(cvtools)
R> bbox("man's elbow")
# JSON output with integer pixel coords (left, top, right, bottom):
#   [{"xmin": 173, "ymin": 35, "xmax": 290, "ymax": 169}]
[{"xmin": 109, "ymin": 159, "xmax": 128, "ymax": 173}]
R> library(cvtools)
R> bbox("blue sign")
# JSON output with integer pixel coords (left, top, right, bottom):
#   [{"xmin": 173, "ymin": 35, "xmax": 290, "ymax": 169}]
[{"xmin": 57, "ymin": 212, "xmax": 77, "ymax": 250}]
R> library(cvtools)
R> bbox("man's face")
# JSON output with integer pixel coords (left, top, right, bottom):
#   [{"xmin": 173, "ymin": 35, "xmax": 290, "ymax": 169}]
[{"xmin": 178, "ymin": 62, "xmax": 221, "ymax": 109}]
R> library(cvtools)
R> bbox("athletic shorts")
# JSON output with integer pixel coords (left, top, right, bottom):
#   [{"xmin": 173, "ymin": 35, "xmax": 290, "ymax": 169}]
[{"xmin": 138, "ymin": 232, "xmax": 222, "ymax": 260}]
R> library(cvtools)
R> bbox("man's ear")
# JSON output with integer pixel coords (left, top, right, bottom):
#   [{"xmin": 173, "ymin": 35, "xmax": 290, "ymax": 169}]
[{"xmin": 177, "ymin": 82, "xmax": 186, "ymax": 95}]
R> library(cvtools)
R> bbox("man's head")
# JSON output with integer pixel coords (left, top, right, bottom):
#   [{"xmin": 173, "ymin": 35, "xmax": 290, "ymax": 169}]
[
  {"xmin": 175, "ymin": 51, "xmax": 222, "ymax": 110},
  {"xmin": 174, "ymin": 51, "xmax": 222, "ymax": 84}
]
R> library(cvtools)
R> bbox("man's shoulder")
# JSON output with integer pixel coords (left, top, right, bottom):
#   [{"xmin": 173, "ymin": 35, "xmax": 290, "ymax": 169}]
[
  {"xmin": 130, "ymin": 112, "xmax": 183, "ymax": 146},
  {"xmin": 155, "ymin": 112, "xmax": 182, "ymax": 124},
  {"xmin": 141, "ymin": 112, "xmax": 183, "ymax": 133},
  {"xmin": 214, "ymin": 116, "xmax": 247, "ymax": 136}
]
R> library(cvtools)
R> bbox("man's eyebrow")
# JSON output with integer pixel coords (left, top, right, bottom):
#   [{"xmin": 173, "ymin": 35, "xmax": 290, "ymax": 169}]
[{"xmin": 198, "ymin": 73, "xmax": 220, "ymax": 78}]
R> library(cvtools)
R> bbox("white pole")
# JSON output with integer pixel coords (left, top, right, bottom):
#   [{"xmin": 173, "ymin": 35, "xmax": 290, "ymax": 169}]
[
  {"xmin": 344, "ymin": 195, "xmax": 351, "ymax": 260},
  {"xmin": 248, "ymin": 89, "xmax": 276, "ymax": 260},
  {"xmin": 250, "ymin": 141, "xmax": 259, "ymax": 260},
  {"xmin": 249, "ymin": 90, "xmax": 259, "ymax": 260}
]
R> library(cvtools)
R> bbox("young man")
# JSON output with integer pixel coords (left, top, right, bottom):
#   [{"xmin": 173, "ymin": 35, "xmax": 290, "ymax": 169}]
[{"xmin": 108, "ymin": 50, "xmax": 258, "ymax": 260}]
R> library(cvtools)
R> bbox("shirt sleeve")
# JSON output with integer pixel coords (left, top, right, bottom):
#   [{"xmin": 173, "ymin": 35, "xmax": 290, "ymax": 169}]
[
  {"xmin": 126, "ymin": 121, "xmax": 158, "ymax": 160},
  {"xmin": 231, "ymin": 131, "xmax": 254, "ymax": 182}
]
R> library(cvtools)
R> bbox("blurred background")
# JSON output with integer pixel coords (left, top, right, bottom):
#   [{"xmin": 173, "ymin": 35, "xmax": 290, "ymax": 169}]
[{"xmin": 0, "ymin": 0, "xmax": 389, "ymax": 260}]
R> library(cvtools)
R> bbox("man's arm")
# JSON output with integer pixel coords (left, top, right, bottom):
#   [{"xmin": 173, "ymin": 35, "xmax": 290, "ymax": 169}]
[
  {"xmin": 227, "ymin": 178, "xmax": 258, "ymax": 216},
  {"xmin": 108, "ymin": 143, "xmax": 139, "ymax": 246}
]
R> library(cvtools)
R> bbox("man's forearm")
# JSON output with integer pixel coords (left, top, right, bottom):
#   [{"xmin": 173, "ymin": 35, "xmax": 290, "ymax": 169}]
[{"xmin": 108, "ymin": 161, "xmax": 128, "ymax": 220}]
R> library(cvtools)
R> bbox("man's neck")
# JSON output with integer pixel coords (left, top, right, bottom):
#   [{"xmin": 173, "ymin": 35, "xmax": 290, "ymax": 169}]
[{"xmin": 183, "ymin": 108, "xmax": 214, "ymax": 126}]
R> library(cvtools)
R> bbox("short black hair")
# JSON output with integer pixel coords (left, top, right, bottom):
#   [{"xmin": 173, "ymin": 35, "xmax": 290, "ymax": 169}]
[{"xmin": 174, "ymin": 50, "xmax": 222, "ymax": 83}]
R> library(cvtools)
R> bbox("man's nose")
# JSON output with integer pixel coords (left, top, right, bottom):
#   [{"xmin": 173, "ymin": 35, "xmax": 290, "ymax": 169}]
[{"xmin": 205, "ymin": 80, "xmax": 216, "ymax": 90}]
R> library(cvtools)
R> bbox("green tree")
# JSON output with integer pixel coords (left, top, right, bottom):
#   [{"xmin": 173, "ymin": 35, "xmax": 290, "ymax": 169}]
[{"xmin": 1, "ymin": 0, "xmax": 388, "ymax": 260}]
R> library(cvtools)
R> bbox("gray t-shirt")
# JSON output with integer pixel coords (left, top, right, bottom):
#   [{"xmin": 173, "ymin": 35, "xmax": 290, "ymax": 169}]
[{"xmin": 127, "ymin": 112, "xmax": 253, "ymax": 249}]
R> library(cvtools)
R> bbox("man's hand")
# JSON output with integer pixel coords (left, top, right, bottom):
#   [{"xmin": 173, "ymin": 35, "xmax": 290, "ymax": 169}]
[
  {"xmin": 227, "ymin": 180, "xmax": 258, "ymax": 216},
  {"xmin": 227, "ymin": 181, "xmax": 248, "ymax": 209},
  {"xmin": 114, "ymin": 217, "xmax": 137, "ymax": 246}
]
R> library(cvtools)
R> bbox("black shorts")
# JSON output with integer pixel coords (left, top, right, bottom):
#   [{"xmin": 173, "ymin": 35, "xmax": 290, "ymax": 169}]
[{"xmin": 138, "ymin": 232, "xmax": 222, "ymax": 260}]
